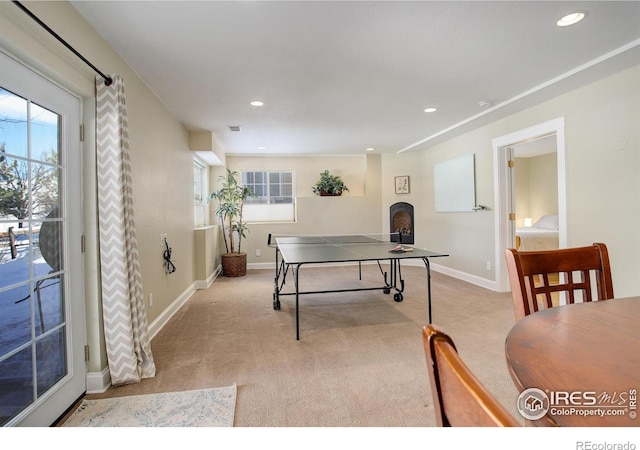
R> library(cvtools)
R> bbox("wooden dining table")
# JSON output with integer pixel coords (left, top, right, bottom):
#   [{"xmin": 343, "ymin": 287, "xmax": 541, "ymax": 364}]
[{"xmin": 505, "ymin": 296, "xmax": 640, "ymax": 427}]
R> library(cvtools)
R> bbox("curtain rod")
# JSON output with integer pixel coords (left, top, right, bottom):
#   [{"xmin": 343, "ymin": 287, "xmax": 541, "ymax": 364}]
[{"xmin": 13, "ymin": 1, "xmax": 112, "ymax": 86}]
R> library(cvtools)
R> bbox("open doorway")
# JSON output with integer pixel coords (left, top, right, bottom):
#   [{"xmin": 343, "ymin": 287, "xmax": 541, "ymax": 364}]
[
  {"xmin": 492, "ymin": 117, "xmax": 567, "ymax": 292},
  {"xmin": 511, "ymin": 134, "xmax": 559, "ymax": 251}
]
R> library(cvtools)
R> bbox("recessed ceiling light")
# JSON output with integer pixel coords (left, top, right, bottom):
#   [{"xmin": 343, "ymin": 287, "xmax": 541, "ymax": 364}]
[
  {"xmin": 258, "ymin": 146, "xmax": 266, "ymax": 150},
  {"xmin": 424, "ymin": 107, "xmax": 438, "ymax": 113},
  {"xmin": 250, "ymin": 100, "xmax": 264, "ymax": 107},
  {"xmin": 556, "ymin": 11, "xmax": 587, "ymax": 27},
  {"xmin": 366, "ymin": 147, "xmax": 375, "ymax": 152}
]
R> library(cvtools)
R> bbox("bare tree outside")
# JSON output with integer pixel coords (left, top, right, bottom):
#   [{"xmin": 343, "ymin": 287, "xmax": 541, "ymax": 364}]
[
  {"xmin": 1, "ymin": 143, "xmax": 58, "ymax": 221},
  {"xmin": 1, "ymin": 140, "xmax": 59, "ymax": 262}
]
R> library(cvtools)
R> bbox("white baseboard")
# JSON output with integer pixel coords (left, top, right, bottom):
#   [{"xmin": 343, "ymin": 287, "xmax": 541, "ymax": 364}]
[
  {"xmin": 429, "ymin": 262, "xmax": 498, "ymax": 291},
  {"xmin": 147, "ymin": 264, "xmax": 223, "ymax": 340},
  {"xmin": 193, "ymin": 265, "xmax": 222, "ymax": 290},
  {"xmin": 86, "ymin": 366, "xmax": 111, "ymax": 394},
  {"xmin": 148, "ymin": 286, "xmax": 196, "ymax": 340},
  {"xmin": 250, "ymin": 261, "xmax": 276, "ymax": 270}
]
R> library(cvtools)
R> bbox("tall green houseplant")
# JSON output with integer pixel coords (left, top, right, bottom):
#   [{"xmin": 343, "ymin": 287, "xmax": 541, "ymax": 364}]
[{"xmin": 207, "ymin": 169, "xmax": 254, "ymax": 276}]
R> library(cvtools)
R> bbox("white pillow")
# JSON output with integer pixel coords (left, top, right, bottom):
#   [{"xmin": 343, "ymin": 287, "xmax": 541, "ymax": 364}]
[{"xmin": 534, "ymin": 214, "xmax": 559, "ymax": 230}]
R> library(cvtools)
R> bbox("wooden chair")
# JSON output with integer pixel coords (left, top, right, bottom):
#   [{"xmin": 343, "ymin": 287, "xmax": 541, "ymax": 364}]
[
  {"xmin": 505, "ymin": 243, "xmax": 614, "ymax": 322},
  {"xmin": 422, "ymin": 324, "xmax": 520, "ymax": 427}
]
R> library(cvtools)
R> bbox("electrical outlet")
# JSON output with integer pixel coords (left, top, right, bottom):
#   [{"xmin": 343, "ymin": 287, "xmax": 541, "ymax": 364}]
[
  {"xmin": 256, "ymin": 249, "xmax": 261, "ymax": 257},
  {"xmin": 486, "ymin": 261, "xmax": 492, "ymax": 270},
  {"xmin": 160, "ymin": 233, "xmax": 167, "ymax": 246}
]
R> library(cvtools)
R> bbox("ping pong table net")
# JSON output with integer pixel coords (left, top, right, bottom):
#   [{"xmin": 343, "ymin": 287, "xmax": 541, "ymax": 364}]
[{"xmin": 267, "ymin": 233, "xmax": 412, "ymax": 252}]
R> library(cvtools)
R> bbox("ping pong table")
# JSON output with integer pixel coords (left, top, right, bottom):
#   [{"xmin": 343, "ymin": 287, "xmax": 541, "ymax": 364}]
[{"xmin": 269, "ymin": 233, "xmax": 448, "ymax": 339}]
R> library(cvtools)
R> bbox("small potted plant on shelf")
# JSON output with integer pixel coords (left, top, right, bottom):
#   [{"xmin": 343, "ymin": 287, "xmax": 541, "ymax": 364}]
[
  {"xmin": 312, "ymin": 170, "xmax": 349, "ymax": 196},
  {"xmin": 207, "ymin": 169, "xmax": 255, "ymax": 276}
]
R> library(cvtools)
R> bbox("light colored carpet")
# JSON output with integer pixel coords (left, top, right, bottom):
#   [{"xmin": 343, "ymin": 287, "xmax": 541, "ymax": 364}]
[
  {"xmin": 65, "ymin": 265, "xmax": 523, "ymax": 427},
  {"xmin": 62, "ymin": 385, "xmax": 236, "ymax": 427}
]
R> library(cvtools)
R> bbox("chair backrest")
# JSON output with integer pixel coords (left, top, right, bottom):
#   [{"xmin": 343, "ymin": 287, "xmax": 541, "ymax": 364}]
[
  {"xmin": 422, "ymin": 324, "xmax": 520, "ymax": 427},
  {"xmin": 505, "ymin": 242, "xmax": 614, "ymax": 322}
]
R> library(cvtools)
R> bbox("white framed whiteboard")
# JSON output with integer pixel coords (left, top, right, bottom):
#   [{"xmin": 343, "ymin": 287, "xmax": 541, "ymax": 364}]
[{"xmin": 434, "ymin": 154, "xmax": 476, "ymax": 212}]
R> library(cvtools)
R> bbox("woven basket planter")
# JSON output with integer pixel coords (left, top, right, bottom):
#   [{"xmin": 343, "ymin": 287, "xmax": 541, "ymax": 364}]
[{"xmin": 221, "ymin": 252, "xmax": 247, "ymax": 277}]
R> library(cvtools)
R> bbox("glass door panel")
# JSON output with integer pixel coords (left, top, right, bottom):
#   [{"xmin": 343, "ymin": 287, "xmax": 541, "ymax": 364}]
[{"xmin": 0, "ymin": 83, "xmax": 72, "ymax": 426}]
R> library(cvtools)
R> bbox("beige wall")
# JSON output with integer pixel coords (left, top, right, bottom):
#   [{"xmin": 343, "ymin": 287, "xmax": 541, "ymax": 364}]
[
  {"xmin": 515, "ymin": 153, "xmax": 558, "ymax": 227},
  {"xmin": 222, "ymin": 154, "xmax": 382, "ymax": 265},
  {"xmin": 226, "ymin": 154, "xmax": 368, "ymax": 196},
  {"xmin": 382, "ymin": 64, "xmax": 640, "ymax": 296},
  {"xmin": 382, "ymin": 133, "xmax": 496, "ymax": 278},
  {"xmin": 514, "ymin": 158, "xmax": 531, "ymax": 227},
  {"xmin": 0, "ymin": 2, "xmax": 197, "ymax": 374}
]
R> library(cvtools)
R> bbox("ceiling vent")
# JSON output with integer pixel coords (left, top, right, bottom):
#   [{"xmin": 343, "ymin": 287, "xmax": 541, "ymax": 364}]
[{"xmin": 228, "ymin": 125, "xmax": 242, "ymax": 132}]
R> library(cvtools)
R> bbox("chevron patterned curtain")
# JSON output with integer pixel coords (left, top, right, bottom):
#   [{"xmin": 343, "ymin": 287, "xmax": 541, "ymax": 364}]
[{"xmin": 96, "ymin": 75, "xmax": 155, "ymax": 385}]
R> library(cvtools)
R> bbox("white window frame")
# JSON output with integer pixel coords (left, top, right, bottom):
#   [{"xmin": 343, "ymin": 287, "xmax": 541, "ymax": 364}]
[{"xmin": 193, "ymin": 157, "xmax": 208, "ymax": 227}]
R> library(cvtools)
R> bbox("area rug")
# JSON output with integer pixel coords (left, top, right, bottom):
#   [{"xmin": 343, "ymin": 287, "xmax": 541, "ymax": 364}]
[{"xmin": 63, "ymin": 384, "xmax": 236, "ymax": 427}]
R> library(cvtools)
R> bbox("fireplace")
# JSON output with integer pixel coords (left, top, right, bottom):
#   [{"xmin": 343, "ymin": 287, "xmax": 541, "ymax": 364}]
[{"xmin": 390, "ymin": 202, "xmax": 414, "ymax": 244}]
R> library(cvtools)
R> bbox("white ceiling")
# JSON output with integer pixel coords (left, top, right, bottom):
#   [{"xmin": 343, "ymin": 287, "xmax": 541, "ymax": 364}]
[{"xmin": 71, "ymin": 1, "xmax": 640, "ymax": 157}]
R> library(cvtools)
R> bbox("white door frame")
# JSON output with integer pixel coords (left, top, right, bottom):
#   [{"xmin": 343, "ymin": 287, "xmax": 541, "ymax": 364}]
[{"xmin": 492, "ymin": 117, "xmax": 567, "ymax": 292}]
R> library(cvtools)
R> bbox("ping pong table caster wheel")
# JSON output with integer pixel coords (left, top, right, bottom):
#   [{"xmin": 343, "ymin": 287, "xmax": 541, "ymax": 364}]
[
  {"xmin": 393, "ymin": 293, "xmax": 403, "ymax": 302},
  {"xmin": 383, "ymin": 288, "xmax": 391, "ymax": 294}
]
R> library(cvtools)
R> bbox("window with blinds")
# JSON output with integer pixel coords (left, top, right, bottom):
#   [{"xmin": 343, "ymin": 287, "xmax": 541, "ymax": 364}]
[{"xmin": 242, "ymin": 170, "xmax": 295, "ymax": 222}]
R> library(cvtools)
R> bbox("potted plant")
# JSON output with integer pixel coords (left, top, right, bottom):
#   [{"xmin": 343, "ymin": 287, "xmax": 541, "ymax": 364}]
[
  {"xmin": 207, "ymin": 169, "xmax": 255, "ymax": 276},
  {"xmin": 312, "ymin": 170, "xmax": 349, "ymax": 196}
]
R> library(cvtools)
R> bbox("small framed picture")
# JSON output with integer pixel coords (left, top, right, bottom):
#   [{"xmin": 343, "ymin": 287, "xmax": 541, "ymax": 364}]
[{"xmin": 395, "ymin": 176, "xmax": 410, "ymax": 194}]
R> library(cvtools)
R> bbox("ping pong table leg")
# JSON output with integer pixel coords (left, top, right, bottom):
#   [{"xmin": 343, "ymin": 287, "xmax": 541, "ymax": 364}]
[
  {"xmin": 422, "ymin": 257, "xmax": 433, "ymax": 323},
  {"xmin": 294, "ymin": 263, "xmax": 302, "ymax": 340},
  {"xmin": 273, "ymin": 248, "xmax": 292, "ymax": 311},
  {"xmin": 376, "ymin": 260, "xmax": 390, "ymax": 293},
  {"xmin": 392, "ymin": 259, "xmax": 405, "ymax": 302},
  {"xmin": 377, "ymin": 259, "xmax": 404, "ymax": 301},
  {"xmin": 273, "ymin": 248, "xmax": 284, "ymax": 310}
]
